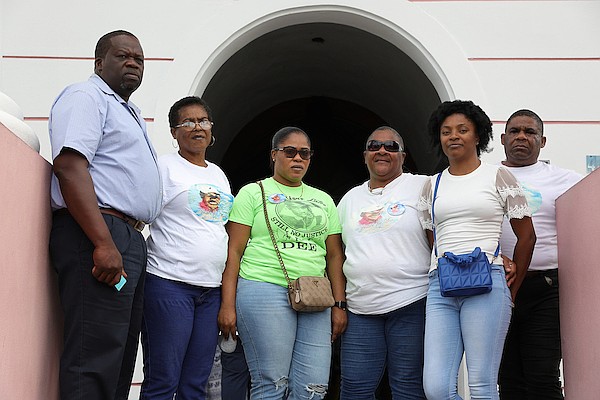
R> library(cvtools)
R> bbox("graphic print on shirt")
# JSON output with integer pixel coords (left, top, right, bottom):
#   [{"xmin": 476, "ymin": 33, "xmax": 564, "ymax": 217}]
[
  {"xmin": 188, "ymin": 183, "xmax": 234, "ymax": 223},
  {"xmin": 355, "ymin": 201, "xmax": 406, "ymax": 234},
  {"xmin": 520, "ymin": 183, "xmax": 542, "ymax": 214},
  {"xmin": 270, "ymin": 195, "xmax": 329, "ymax": 247}
]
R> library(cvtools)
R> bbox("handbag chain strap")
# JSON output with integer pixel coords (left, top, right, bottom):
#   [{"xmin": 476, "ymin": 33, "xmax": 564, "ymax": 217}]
[
  {"xmin": 257, "ymin": 180, "xmax": 294, "ymax": 290},
  {"xmin": 431, "ymin": 172, "xmax": 499, "ymax": 260}
]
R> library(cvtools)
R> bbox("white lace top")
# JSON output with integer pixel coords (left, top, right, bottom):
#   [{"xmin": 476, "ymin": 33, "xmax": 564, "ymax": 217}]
[{"xmin": 418, "ymin": 162, "xmax": 531, "ymax": 271}]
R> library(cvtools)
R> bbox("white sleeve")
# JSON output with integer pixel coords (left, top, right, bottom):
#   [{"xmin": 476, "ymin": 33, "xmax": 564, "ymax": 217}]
[
  {"xmin": 496, "ymin": 167, "xmax": 531, "ymax": 220},
  {"xmin": 417, "ymin": 177, "xmax": 433, "ymax": 230}
]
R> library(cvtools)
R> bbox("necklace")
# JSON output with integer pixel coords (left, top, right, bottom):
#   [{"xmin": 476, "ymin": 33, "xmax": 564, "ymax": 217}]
[
  {"xmin": 368, "ymin": 182, "xmax": 384, "ymax": 195},
  {"xmin": 273, "ymin": 179, "xmax": 304, "ymax": 198}
]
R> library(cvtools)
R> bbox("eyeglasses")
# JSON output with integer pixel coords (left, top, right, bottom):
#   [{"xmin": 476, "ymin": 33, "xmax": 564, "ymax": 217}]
[
  {"xmin": 366, "ymin": 140, "xmax": 402, "ymax": 152},
  {"xmin": 173, "ymin": 120, "xmax": 213, "ymax": 130},
  {"xmin": 274, "ymin": 146, "xmax": 314, "ymax": 160}
]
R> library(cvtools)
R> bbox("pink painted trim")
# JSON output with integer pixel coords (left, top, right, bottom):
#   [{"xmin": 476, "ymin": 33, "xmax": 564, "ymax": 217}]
[
  {"xmin": 24, "ymin": 116, "xmax": 155, "ymax": 122},
  {"xmin": 470, "ymin": 57, "xmax": 600, "ymax": 61},
  {"xmin": 409, "ymin": 0, "xmax": 565, "ymax": 2},
  {"xmin": 2, "ymin": 55, "xmax": 174, "ymax": 61},
  {"xmin": 492, "ymin": 120, "xmax": 600, "ymax": 125}
]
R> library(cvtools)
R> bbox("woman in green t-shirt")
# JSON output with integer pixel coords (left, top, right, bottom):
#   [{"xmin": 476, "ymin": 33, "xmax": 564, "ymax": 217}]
[{"xmin": 218, "ymin": 127, "xmax": 347, "ymax": 399}]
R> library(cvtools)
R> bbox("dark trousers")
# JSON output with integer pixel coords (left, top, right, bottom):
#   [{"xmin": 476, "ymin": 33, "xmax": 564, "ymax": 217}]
[
  {"xmin": 50, "ymin": 213, "xmax": 147, "ymax": 400},
  {"xmin": 221, "ymin": 340, "xmax": 250, "ymax": 400},
  {"xmin": 499, "ymin": 268, "xmax": 563, "ymax": 400}
]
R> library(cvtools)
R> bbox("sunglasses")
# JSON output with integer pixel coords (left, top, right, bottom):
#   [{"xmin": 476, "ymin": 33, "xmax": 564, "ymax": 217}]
[
  {"xmin": 274, "ymin": 146, "xmax": 314, "ymax": 160},
  {"xmin": 366, "ymin": 140, "xmax": 402, "ymax": 153}
]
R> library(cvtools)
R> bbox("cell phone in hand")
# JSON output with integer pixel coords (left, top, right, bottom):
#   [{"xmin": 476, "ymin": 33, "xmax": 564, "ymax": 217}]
[{"xmin": 115, "ymin": 275, "xmax": 127, "ymax": 291}]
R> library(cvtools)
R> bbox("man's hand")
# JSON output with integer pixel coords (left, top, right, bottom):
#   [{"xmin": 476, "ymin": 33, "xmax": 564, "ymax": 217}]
[{"xmin": 91, "ymin": 243, "xmax": 125, "ymax": 286}]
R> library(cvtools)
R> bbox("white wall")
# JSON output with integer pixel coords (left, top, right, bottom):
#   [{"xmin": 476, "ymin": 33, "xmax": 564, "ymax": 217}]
[
  {"xmin": 1, "ymin": 1, "xmax": 598, "ymax": 397},
  {"xmin": 1, "ymin": 0, "xmax": 598, "ymax": 174}
]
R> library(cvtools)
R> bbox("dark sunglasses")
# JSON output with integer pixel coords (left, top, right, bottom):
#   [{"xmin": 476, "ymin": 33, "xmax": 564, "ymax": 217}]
[
  {"xmin": 366, "ymin": 140, "xmax": 402, "ymax": 153},
  {"xmin": 274, "ymin": 146, "xmax": 314, "ymax": 160}
]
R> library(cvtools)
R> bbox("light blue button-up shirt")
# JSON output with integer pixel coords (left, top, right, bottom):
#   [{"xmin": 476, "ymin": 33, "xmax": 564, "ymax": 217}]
[{"xmin": 49, "ymin": 74, "xmax": 161, "ymax": 223}]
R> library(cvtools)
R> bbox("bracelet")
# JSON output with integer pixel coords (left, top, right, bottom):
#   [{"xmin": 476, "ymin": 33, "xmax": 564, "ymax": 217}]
[{"xmin": 333, "ymin": 301, "xmax": 347, "ymax": 310}]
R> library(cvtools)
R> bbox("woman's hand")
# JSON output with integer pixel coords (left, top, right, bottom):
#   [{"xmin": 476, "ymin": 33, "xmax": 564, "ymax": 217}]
[
  {"xmin": 324, "ymin": 234, "xmax": 347, "ymax": 342},
  {"xmin": 501, "ymin": 254, "xmax": 517, "ymax": 287},
  {"xmin": 218, "ymin": 222, "xmax": 251, "ymax": 340},
  {"xmin": 331, "ymin": 307, "xmax": 347, "ymax": 342},
  {"xmin": 217, "ymin": 305, "xmax": 237, "ymax": 340}
]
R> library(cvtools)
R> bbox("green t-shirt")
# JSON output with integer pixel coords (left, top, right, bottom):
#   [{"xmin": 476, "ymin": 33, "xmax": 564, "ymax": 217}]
[{"xmin": 229, "ymin": 177, "xmax": 342, "ymax": 288}]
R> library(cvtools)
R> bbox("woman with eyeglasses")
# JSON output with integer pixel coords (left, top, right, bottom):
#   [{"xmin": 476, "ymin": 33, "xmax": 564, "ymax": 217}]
[
  {"xmin": 140, "ymin": 96, "xmax": 234, "ymax": 400},
  {"xmin": 418, "ymin": 100, "xmax": 536, "ymax": 399},
  {"xmin": 337, "ymin": 126, "xmax": 430, "ymax": 399},
  {"xmin": 218, "ymin": 126, "xmax": 347, "ymax": 399}
]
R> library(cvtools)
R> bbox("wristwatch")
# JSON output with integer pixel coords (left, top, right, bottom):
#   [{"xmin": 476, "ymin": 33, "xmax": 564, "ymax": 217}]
[{"xmin": 333, "ymin": 301, "xmax": 347, "ymax": 310}]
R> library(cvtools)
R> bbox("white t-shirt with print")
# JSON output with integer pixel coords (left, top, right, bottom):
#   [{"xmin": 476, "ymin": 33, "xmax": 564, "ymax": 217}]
[
  {"xmin": 500, "ymin": 161, "xmax": 582, "ymax": 271},
  {"xmin": 338, "ymin": 173, "xmax": 430, "ymax": 315},
  {"xmin": 146, "ymin": 152, "xmax": 233, "ymax": 286}
]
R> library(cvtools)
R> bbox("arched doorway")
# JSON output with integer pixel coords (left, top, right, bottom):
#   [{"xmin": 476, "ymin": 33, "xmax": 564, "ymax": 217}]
[{"xmin": 202, "ymin": 22, "xmax": 442, "ymax": 196}]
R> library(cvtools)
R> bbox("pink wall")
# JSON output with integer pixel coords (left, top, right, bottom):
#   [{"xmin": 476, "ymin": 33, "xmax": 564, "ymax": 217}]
[
  {"xmin": 0, "ymin": 124, "xmax": 61, "ymax": 399},
  {"xmin": 557, "ymin": 169, "xmax": 600, "ymax": 399}
]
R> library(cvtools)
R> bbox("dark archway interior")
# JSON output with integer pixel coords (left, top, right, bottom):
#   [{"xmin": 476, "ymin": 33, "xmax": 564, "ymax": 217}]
[
  {"xmin": 221, "ymin": 96, "xmax": 421, "ymax": 202},
  {"xmin": 202, "ymin": 22, "xmax": 445, "ymax": 199}
]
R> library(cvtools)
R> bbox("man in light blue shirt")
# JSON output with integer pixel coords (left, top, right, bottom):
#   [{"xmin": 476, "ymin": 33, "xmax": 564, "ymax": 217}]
[{"xmin": 49, "ymin": 30, "xmax": 161, "ymax": 400}]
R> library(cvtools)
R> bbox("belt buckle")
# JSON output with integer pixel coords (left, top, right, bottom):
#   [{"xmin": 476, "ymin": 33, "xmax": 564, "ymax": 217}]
[{"xmin": 131, "ymin": 219, "xmax": 145, "ymax": 232}]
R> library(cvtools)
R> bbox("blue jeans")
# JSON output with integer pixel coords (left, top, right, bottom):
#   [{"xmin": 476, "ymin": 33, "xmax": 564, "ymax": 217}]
[
  {"xmin": 424, "ymin": 266, "xmax": 512, "ymax": 400},
  {"xmin": 140, "ymin": 274, "xmax": 221, "ymax": 400},
  {"xmin": 340, "ymin": 298, "xmax": 426, "ymax": 400},
  {"xmin": 235, "ymin": 278, "xmax": 331, "ymax": 400}
]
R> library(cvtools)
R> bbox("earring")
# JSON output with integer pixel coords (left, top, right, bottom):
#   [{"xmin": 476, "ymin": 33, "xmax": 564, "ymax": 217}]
[
  {"xmin": 171, "ymin": 138, "xmax": 178, "ymax": 148},
  {"xmin": 209, "ymin": 135, "xmax": 216, "ymax": 146}
]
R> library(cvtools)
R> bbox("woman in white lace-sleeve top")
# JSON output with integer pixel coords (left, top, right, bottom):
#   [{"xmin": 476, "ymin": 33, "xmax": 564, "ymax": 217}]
[{"xmin": 418, "ymin": 100, "xmax": 536, "ymax": 400}]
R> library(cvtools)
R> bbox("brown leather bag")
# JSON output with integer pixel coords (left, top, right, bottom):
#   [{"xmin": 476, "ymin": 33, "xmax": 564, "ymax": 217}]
[{"xmin": 288, "ymin": 276, "xmax": 335, "ymax": 312}]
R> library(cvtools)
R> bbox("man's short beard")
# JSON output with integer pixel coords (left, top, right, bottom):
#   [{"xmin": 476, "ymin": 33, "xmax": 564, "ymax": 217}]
[{"xmin": 120, "ymin": 81, "xmax": 140, "ymax": 93}]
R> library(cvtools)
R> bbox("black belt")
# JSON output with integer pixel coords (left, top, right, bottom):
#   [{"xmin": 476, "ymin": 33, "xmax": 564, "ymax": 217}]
[
  {"xmin": 525, "ymin": 269, "xmax": 558, "ymax": 279},
  {"xmin": 54, "ymin": 208, "xmax": 146, "ymax": 232}
]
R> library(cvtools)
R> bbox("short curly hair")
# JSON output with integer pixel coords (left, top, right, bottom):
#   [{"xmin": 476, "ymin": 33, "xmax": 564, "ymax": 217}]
[
  {"xmin": 427, "ymin": 100, "xmax": 493, "ymax": 157},
  {"xmin": 168, "ymin": 96, "xmax": 213, "ymax": 127},
  {"xmin": 506, "ymin": 109, "xmax": 544, "ymax": 135},
  {"xmin": 95, "ymin": 30, "xmax": 138, "ymax": 59}
]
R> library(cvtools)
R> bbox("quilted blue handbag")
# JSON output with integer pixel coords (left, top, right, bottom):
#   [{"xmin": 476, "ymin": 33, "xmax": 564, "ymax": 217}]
[{"xmin": 432, "ymin": 173, "xmax": 495, "ymax": 297}]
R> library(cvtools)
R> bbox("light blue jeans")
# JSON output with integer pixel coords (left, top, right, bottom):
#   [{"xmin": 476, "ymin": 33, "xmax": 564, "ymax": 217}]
[
  {"xmin": 424, "ymin": 266, "xmax": 512, "ymax": 400},
  {"xmin": 236, "ymin": 277, "xmax": 332, "ymax": 400}
]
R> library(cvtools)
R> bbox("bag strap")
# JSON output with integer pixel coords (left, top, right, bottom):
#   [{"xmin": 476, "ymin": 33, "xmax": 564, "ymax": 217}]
[
  {"xmin": 432, "ymin": 172, "xmax": 442, "ymax": 257},
  {"xmin": 257, "ymin": 180, "xmax": 294, "ymax": 290},
  {"xmin": 431, "ymin": 172, "xmax": 500, "ymax": 259}
]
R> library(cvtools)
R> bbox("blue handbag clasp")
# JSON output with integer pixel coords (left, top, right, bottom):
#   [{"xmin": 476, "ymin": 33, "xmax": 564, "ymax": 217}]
[{"xmin": 443, "ymin": 247, "xmax": 482, "ymax": 265}]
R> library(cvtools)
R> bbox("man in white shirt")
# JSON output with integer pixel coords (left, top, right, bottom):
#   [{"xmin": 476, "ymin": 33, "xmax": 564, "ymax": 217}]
[{"xmin": 498, "ymin": 109, "xmax": 582, "ymax": 400}]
